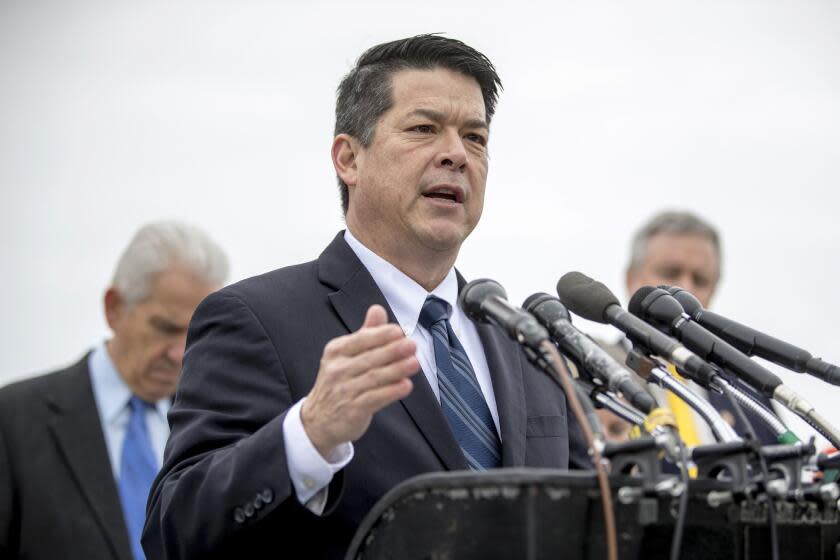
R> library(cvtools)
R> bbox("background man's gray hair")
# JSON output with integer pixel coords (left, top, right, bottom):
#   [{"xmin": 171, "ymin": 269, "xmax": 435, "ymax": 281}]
[
  {"xmin": 627, "ymin": 210, "xmax": 722, "ymax": 272},
  {"xmin": 111, "ymin": 221, "xmax": 229, "ymax": 306}
]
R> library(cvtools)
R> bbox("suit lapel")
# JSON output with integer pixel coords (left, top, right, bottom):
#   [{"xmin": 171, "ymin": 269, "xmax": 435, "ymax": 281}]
[
  {"xmin": 45, "ymin": 358, "xmax": 132, "ymax": 560},
  {"xmin": 470, "ymin": 302, "xmax": 529, "ymax": 467},
  {"xmin": 319, "ymin": 233, "xmax": 467, "ymax": 471}
]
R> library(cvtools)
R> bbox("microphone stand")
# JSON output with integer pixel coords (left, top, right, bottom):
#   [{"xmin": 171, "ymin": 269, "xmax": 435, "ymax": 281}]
[
  {"xmin": 576, "ymin": 378, "xmax": 646, "ymax": 427},
  {"xmin": 625, "ymin": 347, "xmax": 740, "ymax": 443},
  {"xmin": 709, "ymin": 375, "xmax": 795, "ymax": 443},
  {"xmin": 770, "ymin": 385, "xmax": 840, "ymax": 449}
]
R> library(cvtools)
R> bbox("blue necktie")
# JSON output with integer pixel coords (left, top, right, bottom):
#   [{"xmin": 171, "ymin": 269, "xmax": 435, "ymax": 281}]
[
  {"xmin": 118, "ymin": 396, "xmax": 159, "ymax": 560},
  {"xmin": 419, "ymin": 295, "xmax": 502, "ymax": 470}
]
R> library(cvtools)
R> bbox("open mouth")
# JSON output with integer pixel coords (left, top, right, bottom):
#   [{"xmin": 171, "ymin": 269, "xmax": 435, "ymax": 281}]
[{"xmin": 423, "ymin": 186, "xmax": 464, "ymax": 203}]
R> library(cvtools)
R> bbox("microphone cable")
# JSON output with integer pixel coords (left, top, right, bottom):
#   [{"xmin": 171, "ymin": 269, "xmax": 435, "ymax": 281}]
[
  {"xmin": 670, "ymin": 436, "xmax": 690, "ymax": 560},
  {"xmin": 538, "ymin": 340, "xmax": 618, "ymax": 560}
]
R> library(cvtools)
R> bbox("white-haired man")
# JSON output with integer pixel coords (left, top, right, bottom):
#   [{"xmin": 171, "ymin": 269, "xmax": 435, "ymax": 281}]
[{"xmin": 0, "ymin": 221, "xmax": 228, "ymax": 560}]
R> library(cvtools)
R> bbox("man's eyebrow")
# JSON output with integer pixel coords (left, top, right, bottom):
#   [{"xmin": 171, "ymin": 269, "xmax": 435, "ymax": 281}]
[
  {"xmin": 463, "ymin": 118, "xmax": 490, "ymax": 131},
  {"xmin": 150, "ymin": 315, "xmax": 189, "ymax": 333},
  {"xmin": 406, "ymin": 108, "xmax": 489, "ymax": 130}
]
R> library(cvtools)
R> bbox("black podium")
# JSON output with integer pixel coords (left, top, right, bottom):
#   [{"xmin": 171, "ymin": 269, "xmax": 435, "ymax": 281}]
[{"xmin": 345, "ymin": 469, "xmax": 840, "ymax": 560}]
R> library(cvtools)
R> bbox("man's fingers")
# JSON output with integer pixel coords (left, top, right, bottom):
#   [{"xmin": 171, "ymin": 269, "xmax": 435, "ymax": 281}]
[
  {"xmin": 340, "ymin": 337, "xmax": 417, "ymax": 379},
  {"xmin": 323, "ymin": 323, "xmax": 405, "ymax": 359},
  {"xmin": 346, "ymin": 354, "xmax": 420, "ymax": 393},
  {"xmin": 362, "ymin": 304, "xmax": 388, "ymax": 329},
  {"xmin": 354, "ymin": 377, "xmax": 415, "ymax": 417}
]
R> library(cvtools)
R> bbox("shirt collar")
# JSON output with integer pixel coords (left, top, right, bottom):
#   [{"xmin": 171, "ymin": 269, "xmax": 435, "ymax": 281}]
[
  {"xmin": 88, "ymin": 342, "xmax": 170, "ymax": 423},
  {"xmin": 344, "ymin": 229, "xmax": 459, "ymax": 337}
]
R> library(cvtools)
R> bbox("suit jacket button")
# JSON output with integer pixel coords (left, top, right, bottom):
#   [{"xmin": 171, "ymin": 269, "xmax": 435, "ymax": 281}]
[
  {"xmin": 244, "ymin": 503, "xmax": 255, "ymax": 518},
  {"xmin": 253, "ymin": 494, "xmax": 264, "ymax": 510},
  {"xmin": 261, "ymin": 488, "xmax": 274, "ymax": 504},
  {"xmin": 234, "ymin": 508, "xmax": 245, "ymax": 523}
]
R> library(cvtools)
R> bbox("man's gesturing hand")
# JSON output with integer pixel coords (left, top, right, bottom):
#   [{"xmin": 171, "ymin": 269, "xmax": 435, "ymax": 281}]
[{"xmin": 301, "ymin": 305, "xmax": 419, "ymax": 458}]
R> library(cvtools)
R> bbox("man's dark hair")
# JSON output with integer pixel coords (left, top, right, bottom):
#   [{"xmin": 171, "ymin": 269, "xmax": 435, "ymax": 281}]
[{"xmin": 334, "ymin": 34, "xmax": 502, "ymax": 214}]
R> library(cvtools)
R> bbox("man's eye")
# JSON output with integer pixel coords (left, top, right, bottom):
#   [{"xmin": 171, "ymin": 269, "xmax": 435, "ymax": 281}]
[
  {"xmin": 465, "ymin": 133, "xmax": 487, "ymax": 146},
  {"xmin": 693, "ymin": 275, "xmax": 711, "ymax": 288},
  {"xmin": 150, "ymin": 318, "xmax": 183, "ymax": 336},
  {"xmin": 412, "ymin": 125, "xmax": 434, "ymax": 134}
]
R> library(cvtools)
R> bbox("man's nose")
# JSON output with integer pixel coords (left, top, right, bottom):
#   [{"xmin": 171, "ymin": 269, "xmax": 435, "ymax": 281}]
[
  {"xmin": 165, "ymin": 336, "xmax": 187, "ymax": 367},
  {"xmin": 435, "ymin": 129, "xmax": 468, "ymax": 171},
  {"xmin": 673, "ymin": 272, "xmax": 697, "ymax": 294}
]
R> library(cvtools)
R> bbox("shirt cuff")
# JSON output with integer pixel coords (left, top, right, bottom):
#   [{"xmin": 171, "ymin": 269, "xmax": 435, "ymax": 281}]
[{"xmin": 283, "ymin": 398, "xmax": 354, "ymax": 513}]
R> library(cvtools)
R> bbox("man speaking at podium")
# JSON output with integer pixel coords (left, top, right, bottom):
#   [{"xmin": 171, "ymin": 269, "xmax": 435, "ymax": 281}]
[{"xmin": 143, "ymin": 35, "xmax": 583, "ymax": 558}]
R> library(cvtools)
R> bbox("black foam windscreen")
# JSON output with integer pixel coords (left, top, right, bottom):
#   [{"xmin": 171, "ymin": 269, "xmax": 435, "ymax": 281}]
[
  {"xmin": 458, "ymin": 278, "xmax": 507, "ymax": 323},
  {"xmin": 556, "ymin": 272, "xmax": 620, "ymax": 323},
  {"xmin": 522, "ymin": 292, "xmax": 552, "ymax": 311},
  {"xmin": 668, "ymin": 288, "xmax": 703, "ymax": 314},
  {"xmin": 627, "ymin": 285, "xmax": 657, "ymax": 317},
  {"xmin": 522, "ymin": 292, "xmax": 571, "ymax": 323}
]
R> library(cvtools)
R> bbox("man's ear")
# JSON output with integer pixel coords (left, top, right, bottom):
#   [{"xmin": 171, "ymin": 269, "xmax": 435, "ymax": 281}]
[
  {"xmin": 332, "ymin": 134, "xmax": 360, "ymax": 188},
  {"xmin": 104, "ymin": 287, "xmax": 124, "ymax": 330}
]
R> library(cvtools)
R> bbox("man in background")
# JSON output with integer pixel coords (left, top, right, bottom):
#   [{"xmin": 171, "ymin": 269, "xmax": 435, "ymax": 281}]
[
  {"xmin": 625, "ymin": 210, "xmax": 719, "ymax": 320},
  {"xmin": 597, "ymin": 210, "xmax": 777, "ymax": 445},
  {"xmin": 0, "ymin": 221, "xmax": 228, "ymax": 560}
]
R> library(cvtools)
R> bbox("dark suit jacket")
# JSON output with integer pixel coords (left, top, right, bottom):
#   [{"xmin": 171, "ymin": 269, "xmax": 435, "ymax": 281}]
[
  {"xmin": 143, "ymin": 232, "xmax": 582, "ymax": 559},
  {"xmin": 0, "ymin": 356, "xmax": 133, "ymax": 560}
]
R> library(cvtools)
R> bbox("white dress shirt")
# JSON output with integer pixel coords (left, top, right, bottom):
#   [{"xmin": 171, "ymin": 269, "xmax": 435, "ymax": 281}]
[
  {"xmin": 88, "ymin": 342, "xmax": 171, "ymax": 479},
  {"xmin": 282, "ymin": 229, "xmax": 500, "ymax": 513}
]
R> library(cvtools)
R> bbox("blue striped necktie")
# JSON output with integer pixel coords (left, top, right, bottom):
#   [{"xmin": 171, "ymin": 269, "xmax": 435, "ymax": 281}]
[
  {"xmin": 419, "ymin": 295, "xmax": 501, "ymax": 470},
  {"xmin": 118, "ymin": 396, "xmax": 159, "ymax": 560}
]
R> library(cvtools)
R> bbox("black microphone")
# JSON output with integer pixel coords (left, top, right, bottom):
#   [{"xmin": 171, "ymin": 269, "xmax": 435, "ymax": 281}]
[
  {"xmin": 629, "ymin": 286, "xmax": 840, "ymax": 449},
  {"xmin": 629, "ymin": 286, "xmax": 783, "ymax": 398},
  {"xmin": 665, "ymin": 287, "xmax": 840, "ymax": 387},
  {"xmin": 523, "ymin": 292, "xmax": 656, "ymax": 414},
  {"xmin": 459, "ymin": 279, "xmax": 549, "ymax": 350},
  {"xmin": 460, "ymin": 279, "xmax": 605, "ymax": 442},
  {"xmin": 556, "ymin": 271, "xmax": 719, "ymax": 387}
]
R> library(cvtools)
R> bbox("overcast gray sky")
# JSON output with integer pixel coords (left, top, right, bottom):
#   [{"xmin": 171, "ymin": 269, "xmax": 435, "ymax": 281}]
[{"xmin": 2, "ymin": 0, "xmax": 838, "ymax": 445}]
